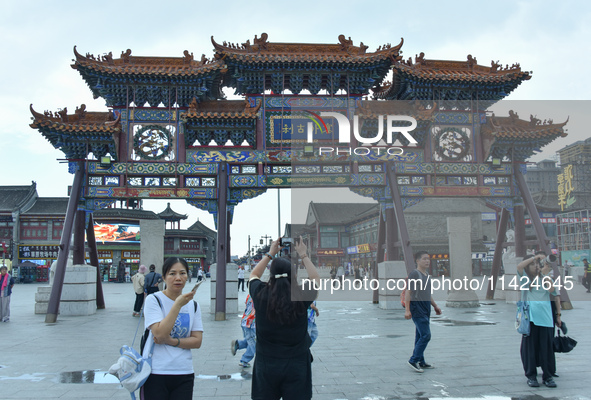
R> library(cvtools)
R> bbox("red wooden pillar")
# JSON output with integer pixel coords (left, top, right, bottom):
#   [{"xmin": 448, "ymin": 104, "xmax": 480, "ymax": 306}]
[{"xmin": 215, "ymin": 162, "xmax": 228, "ymax": 320}]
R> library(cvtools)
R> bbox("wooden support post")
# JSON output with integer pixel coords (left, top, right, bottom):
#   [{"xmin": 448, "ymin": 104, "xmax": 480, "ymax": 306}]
[
  {"xmin": 86, "ymin": 213, "xmax": 105, "ymax": 309},
  {"xmin": 45, "ymin": 161, "xmax": 85, "ymax": 323},
  {"xmin": 215, "ymin": 162, "xmax": 228, "ymax": 320},
  {"xmin": 486, "ymin": 208, "xmax": 509, "ymax": 299},
  {"xmin": 385, "ymin": 207, "xmax": 398, "ymax": 261},
  {"xmin": 375, "ymin": 208, "xmax": 386, "ymax": 304},
  {"xmin": 385, "ymin": 165, "xmax": 414, "ymax": 274},
  {"xmin": 514, "ymin": 167, "xmax": 572, "ymax": 309},
  {"xmin": 72, "ymin": 210, "xmax": 86, "ymax": 265},
  {"xmin": 514, "ymin": 205, "xmax": 526, "ymax": 257}
]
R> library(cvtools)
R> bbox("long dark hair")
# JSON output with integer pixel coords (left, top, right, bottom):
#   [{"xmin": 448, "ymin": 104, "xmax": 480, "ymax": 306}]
[{"xmin": 261, "ymin": 256, "xmax": 308, "ymax": 325}]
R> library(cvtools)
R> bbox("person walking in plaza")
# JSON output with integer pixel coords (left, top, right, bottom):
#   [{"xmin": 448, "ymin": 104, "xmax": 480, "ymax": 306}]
[
  {"xmin": 131, "ymin": 265, "xmax": 147, "ymax": 317},
  {"xmin": 142, "ymin": 257, "xmax": 203, "ymax": 400},
  {"xmin": 583, "ymin": 258, "xmax": 591, "ymax": 293},
  {"xmin": 248, "ymin": 237, "xmax": 319, "ymax": 400},
  {"xmin": 405, "ymin": 251, "xmax": 442, "ymax": 373},
  {"xmin": 517, "ymin": 254, "xmax": 558, "ymax": 388},
  {"xmin": 144, "ymin": 264, "xmax": 163, "ymax": 295},
  {"xmin": 238, "ymin": 265, "xmax": 245, "ymax": 292},
  {"xmin": 0, "ymin": 266, "xmax": 15, "ymax": 322},
  {"xmin": 231, "ymin": 293, "xmax": 256, "ymax": 367},
  {"xmin": 197, "ymin": 267, "xmax": 204, "ymax": 282}
]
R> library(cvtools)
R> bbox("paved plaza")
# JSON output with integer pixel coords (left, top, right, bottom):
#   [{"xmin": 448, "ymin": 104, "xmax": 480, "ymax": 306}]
[{"xmin": 1, "ymin": 272, "xmax": 590, "ymax": 400}]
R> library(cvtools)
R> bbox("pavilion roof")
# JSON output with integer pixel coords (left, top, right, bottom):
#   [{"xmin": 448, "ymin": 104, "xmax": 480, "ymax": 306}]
[
  {"xmin": 481, "ymin": 111, "xmax": 568, "ymax": 161},
  {"xmin": 157, "ymin": 202, "xmax": 188, "ymax": 221},
  {"xmin": 29, "ymin": 104, "xmax": 120, "ymax": 160},
  {"xmin": 211, "ymin": 33, "xmax": 403, "ymax": 65},
  {"xmin": 72, "ymin": 46, "xmax": 224, "ymax": 78},
  {"xmin": 373, "ymin": 54, "xmax": 531, "ymax": 102}
]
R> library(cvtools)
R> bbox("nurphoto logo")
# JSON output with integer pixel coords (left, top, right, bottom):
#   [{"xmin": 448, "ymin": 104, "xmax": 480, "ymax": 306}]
[{"xmin": 304, "ymin": 111, "xmax": 418, "ymax": 156}]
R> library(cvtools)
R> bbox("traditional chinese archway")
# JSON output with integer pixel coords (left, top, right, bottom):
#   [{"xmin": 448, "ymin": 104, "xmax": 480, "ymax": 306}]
[{"xmin": 31, "ymin": 33, "xmax": 570, "ymax": 322}]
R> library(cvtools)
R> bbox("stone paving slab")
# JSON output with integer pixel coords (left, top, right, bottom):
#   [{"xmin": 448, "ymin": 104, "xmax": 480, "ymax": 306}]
[{"xmin": 0, "ymin": 275, "xmax": 590, "ymax": 399}]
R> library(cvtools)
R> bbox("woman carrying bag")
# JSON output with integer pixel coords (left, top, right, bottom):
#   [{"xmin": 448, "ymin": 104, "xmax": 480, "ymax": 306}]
[
  {"xmin": 142, "ymin": 257, "xmax": 203, "ymax": 400},
  {"xmin": 516, "ymin": 254, "xmax": 558, "ymax": 389},
  {"xmin": 248, "ymin": 237, "xmax": 319, "ymax": 400}
]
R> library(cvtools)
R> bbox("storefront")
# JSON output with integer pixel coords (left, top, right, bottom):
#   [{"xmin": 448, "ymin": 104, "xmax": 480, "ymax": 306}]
[
  {"xmin": 316, "ymin": 249, "xmax": 344, "ymax": 270},
  {"xmin": 17, "ymin": 244, "xmax": 58, "ymax": 282}
]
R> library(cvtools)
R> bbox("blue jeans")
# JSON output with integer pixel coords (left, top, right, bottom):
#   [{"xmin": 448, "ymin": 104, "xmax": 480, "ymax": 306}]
[
  {"xmin": 409, "ymin": 313, "xmax": 431, "ymax": 364},
  {"xmin": 308, "ymin": 321, "xmax": 318, "ymax": 346},
  {"xmin": 238, "ymin": 326, "xmax": 256, "ymax": 363}
]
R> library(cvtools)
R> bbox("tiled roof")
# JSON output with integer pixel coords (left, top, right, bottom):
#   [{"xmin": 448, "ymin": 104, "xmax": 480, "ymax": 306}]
[
  {"xmin": 395, "ymin": 57, "xmax": 531, "ymax": 83},
  {"xmin": 157, "ymin": 202, "xmax": 188, "ymax": 221},
  {"xmin": 188, "ymin": 220, "xmax": 217, "ymax": 236},
  {"xmin": 309, "ymin": 202, "xmax": 378, "ymax": 224},
  {"xmin": 72, "ymin": 46, "xmax": 224, "ymax": 77},
  {"xmin": 0, "ymin": 183, "xmax": 37, "ymax": 212},
  {"xmin": 29, "ymin": 104, "xmax": 120, "ymax": 134},
  {"xmin": 373, "ymin": 55, "xmax": 531, "ymax": 100},
  {"xmin": 482, "ymin": 112, "xmax": 568, "ymax": 139},
  {"xmin": 212, "ymin": 34, "xmax": 403, "ymax": 64},
  {"xmin": 22, "ymin": 198, "xmax": 68, "ymax": 215}
]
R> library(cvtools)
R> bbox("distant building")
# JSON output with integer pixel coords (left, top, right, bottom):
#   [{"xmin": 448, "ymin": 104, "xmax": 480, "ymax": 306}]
[
  {"xmin": 0, "ymin": 183, "xmax": 216, "ymax": 282},
  {"xmin": 557, "ymin": 137, "xmax": 591, "ymax": 211},
  {"xmin": 525, "ymin": 159, "xmax": 560, "ymax": 193}
]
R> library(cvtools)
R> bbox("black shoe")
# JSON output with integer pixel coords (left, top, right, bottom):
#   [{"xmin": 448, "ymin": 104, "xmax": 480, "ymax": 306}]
[
  {"xmin": 544, "ymin": 378, "xmax": 557, "ymax": 388},
  {"xmin": 551, "ymin": 373, "xmax": 559, "ymax": 378},
  {"xmin": 419, "ymin": 362, "xmax": 434, "ymax": 369},
  {"xmin": 407, "ymin": 361, "xmax": 424, "ymax": 373},
  {"xmin": 527, "ymin": 378, "xmax": 539, "ymax": 387}
]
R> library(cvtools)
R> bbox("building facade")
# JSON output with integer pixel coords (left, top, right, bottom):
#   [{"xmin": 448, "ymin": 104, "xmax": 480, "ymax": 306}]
[{"xmin": 0, "ymin": 183, "xmax": 216, "ymax": 282}]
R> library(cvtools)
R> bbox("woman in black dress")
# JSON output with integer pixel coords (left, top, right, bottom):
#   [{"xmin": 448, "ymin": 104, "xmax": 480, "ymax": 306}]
[{"xmin": 248, "ymin": 237, "xmax": 319, "ymax": 400}]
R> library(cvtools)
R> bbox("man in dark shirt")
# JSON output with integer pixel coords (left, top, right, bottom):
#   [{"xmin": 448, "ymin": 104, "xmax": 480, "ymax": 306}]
[
  {"xmin": 405, "ymin": 251, "xmax": 442, "ymax": 372},
  {"xmin": 143, "ymin": 264, "xmax": 162, "ymax": 295}
]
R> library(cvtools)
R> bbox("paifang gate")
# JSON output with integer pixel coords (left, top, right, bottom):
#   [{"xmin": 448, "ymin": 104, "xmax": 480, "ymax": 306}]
[{"xmin": 30, "ymin": 33, "xmax": 570, "ymax": 322}]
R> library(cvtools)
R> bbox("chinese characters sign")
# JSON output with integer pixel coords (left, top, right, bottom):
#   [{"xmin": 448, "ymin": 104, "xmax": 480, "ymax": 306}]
[
  {"xmin": 557, "ymin": 165, "xmax": 575, "ymax": 211},
  {"xmin": 19, "ymin": 245, "xmax": 59, "ymax": 259}
]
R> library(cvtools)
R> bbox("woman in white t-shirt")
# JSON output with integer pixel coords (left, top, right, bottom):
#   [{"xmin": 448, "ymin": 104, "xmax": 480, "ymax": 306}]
[{"xmin": 142, "ymin": 257, "xmax": 203, "ymax": 400}]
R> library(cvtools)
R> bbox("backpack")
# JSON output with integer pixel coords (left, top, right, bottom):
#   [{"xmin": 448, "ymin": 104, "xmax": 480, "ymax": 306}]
[{"xmin": 108, "ymin": 343, "xmax": 153, "ymax": 400}]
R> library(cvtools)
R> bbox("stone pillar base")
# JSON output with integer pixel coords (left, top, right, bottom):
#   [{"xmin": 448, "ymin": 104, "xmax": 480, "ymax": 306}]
[
  {"xmin": 378, "ymin": 261, "xmax": 407, "ymax": 310},
  {"xmin": 35, "ymin": 264, "xmax": 97, "ymax": 316},
  {"xmin": 446, "ymin": 289, "xmax": 480, "ymax": 308},
  {"xmin": 210, "ymin": 262, "xmax": 238, "ymax": 316}
]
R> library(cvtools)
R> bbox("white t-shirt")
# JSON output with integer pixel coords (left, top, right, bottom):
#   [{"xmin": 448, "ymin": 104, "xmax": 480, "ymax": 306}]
[
  {"xmin": 144, "ymin": 292, "xmax": 203, "ymax": 374},
  {"xmin": 238, "ymin": 269, "xmax": 245, "ymax": 279}
]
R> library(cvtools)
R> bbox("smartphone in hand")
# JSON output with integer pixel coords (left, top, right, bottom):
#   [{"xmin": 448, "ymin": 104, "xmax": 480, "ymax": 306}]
[{"xmin": 191, "ymin": 279, "xmax": 205, "ymax": 292}]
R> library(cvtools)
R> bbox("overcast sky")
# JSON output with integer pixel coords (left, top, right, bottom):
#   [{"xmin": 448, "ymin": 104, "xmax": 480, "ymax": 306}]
[{"xmin": 1, "ymin": 0, "xmax": 590, "ymax": 257}]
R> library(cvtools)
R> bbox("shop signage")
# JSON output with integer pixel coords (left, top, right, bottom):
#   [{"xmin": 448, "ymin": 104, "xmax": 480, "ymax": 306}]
[
  {"xmin": 317, "ymin": 249, "xmax": 344, "ymax": 256},
  {"xmin": 346, "ymin": 246, "xmax": 358, "ymax": 255},
  {"xmin": 122, "ymin": 250, "xmax": 140, "ymax": 259},
  {"xmin": 430, "ymin": 254, "xmax": 449, "ymax": 259},
  {"xmin": 19, "ymin": 245, "xmax": 59, "ymax": 259},
  {"xmin": 85, "ymin": 250, "xmax": 113, "ymax": 259},
  {"xmin": 356, "ymin": 244, "xmax": 370, "ymax": 254}
]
